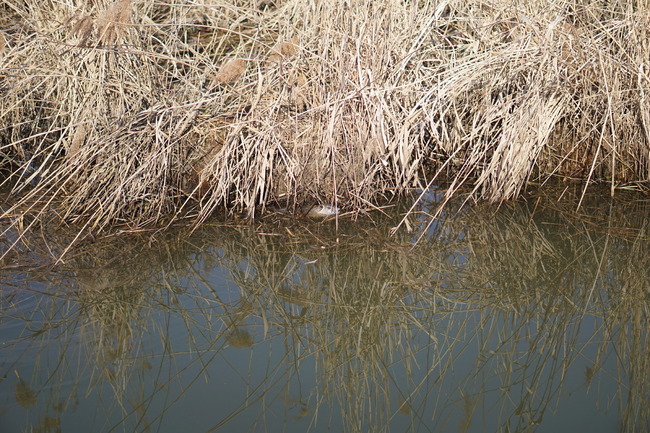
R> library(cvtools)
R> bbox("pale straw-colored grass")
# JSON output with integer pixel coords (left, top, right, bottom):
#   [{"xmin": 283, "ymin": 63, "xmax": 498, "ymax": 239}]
[{"xmin": 1, "ymin": 0, "xmax": 650, "ymax": 247}]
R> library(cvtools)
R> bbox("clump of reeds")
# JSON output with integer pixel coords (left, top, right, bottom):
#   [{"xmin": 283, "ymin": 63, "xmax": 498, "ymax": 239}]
[{"xmin": 2, "ymin": 0, "xmax": 650, "ymax": 245}]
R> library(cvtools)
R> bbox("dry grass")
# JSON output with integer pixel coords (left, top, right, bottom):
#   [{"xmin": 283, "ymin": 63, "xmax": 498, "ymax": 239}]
[{"xmin": 2, "ymin": 0, "xmax": 650, "ymax": 243}]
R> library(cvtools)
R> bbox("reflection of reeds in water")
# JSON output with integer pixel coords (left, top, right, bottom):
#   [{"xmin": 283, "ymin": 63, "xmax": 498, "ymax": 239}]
[
  {"xmin": 605, "ymin": 220, "xmax": 650, "ymax": 433},
  {"xmin": 432, "ymin": 188, "xmax": 650, "ymax": 431},
  {"xmin": 202, "ymin": 222, "xmax": 435, "ymax": 432},
  {"xmin": 1, "ymin": 193, "xmax": 649, "ymax": 431}
]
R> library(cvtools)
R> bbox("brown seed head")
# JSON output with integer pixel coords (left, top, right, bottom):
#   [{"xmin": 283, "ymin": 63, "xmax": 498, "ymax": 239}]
[
  {"xmin": 70, "ymin": 15, "xmax": 94, "ymax": 45},
  {"xmin": 97, "ymin": 0, "xmax": 131, "ymax": 46},
  {"xmin": 289, "ymin": 69, "xmax": 309, "ymax": 110},
  {"xmin": 69, "ymin": 124, "xmax": 87, "ymax": 156},
  {"xmin": 268, "ymin": 36, "xmax": 300, "ymax": 62},
  {"xmin": 213, "ymin": 58, "xmax": 247, "ymax": 84}
]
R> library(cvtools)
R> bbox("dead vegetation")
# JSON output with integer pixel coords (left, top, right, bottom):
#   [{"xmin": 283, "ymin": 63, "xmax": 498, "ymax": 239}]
[{"xmin": 1, "ymin": 0, "xmax": 650, "ymax": 240}]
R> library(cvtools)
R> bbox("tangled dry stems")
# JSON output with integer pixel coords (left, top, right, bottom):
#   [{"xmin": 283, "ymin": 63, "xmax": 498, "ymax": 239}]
[{"xmin": 1, "ymin": 0, "xmax": 650, "ymax": 239}]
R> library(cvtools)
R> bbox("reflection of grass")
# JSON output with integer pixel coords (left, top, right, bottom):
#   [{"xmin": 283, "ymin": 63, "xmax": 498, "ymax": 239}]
[{"xmin": 0, "ymin": 192, "xmax": 649, "ymax": 432}]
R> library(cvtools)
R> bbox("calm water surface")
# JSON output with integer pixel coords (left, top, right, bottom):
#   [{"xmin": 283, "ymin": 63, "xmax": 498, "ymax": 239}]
[{"xmin": 0, "ymin": 189, "xmax": 648, "ymax": 432}]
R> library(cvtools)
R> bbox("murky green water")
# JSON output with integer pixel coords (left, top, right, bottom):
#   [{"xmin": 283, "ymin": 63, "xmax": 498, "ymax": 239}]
[{"xmin": 1, "ymin": 188, "xmax": 649, "ymax": 432}]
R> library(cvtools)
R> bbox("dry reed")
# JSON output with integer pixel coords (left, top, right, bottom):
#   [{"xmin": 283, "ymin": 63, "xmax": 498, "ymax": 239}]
[{"xmin": 2, "ymin": 0, "xmax": 650, "ymax": 245}]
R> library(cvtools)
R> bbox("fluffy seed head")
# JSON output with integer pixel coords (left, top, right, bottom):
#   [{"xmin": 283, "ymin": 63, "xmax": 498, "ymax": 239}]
[
  {"xmin": 268, "ymin": 36, "xmax": 299, "ymax": 62},
  {"xmin": 96, "ymin": 0, "xmax": 131, "ymax": 46},
  {"xmin": 213, "ymin": 58, "xmax": 247, "ymax": 84}
]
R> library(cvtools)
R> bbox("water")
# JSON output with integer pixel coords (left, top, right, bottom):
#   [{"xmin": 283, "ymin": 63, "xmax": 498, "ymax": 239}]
[{"xmin": 0, "ymin": 188, "xmax": 648, "ymax": 432}]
